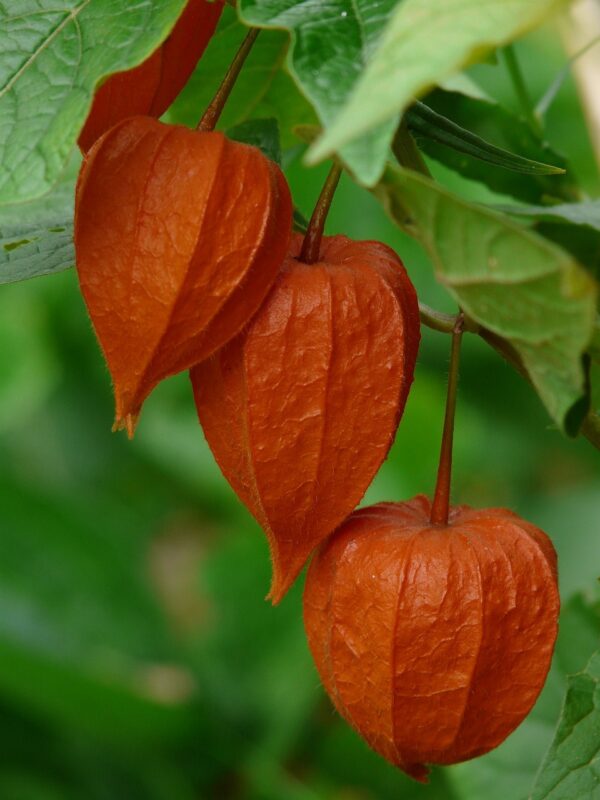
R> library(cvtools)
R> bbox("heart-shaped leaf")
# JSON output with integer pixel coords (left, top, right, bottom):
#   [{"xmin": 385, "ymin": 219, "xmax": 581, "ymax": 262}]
[
  {"xmin": 375, "ymin": 165, "xmax": 598, "ymax": 435},
  {"xmin": 530, "ymin": 649, "xmax": 600, "ymax": 799},
  {"xmin": 309, "ymin": 0, "xmax": 571, "ymax": 179},
  {"xmin": 238, "ymin": 0, "xmax": 399, "ymax": 184},
  {"xmin": 0, "ymin": 0, "xmax": 188, "ymax": 205}
]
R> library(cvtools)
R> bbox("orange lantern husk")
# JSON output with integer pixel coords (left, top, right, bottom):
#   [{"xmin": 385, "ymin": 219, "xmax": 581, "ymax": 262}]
[
  {"xmin": 303, "ymin": 495, "xmax": 560, "ymax": 782},
  {"xmin": 191, "ymin": 233, "xmax": 420, "ymax": 602},
  {"xmin": 74, "ymin": 116, "xmax": 292, "ymax": 435},
  {"xmin": 78, "ymin": 0, "xmax": 224, "ymax": 153}
]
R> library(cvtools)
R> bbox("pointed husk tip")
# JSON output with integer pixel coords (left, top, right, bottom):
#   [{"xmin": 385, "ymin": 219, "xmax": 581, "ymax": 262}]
[{"xmin": 112, "ymin": 411, "xmax": 140, "ymax": 439}]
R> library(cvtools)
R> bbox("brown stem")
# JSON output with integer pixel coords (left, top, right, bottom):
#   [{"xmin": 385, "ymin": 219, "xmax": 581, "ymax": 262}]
[
  {"xmin": 197, "ymin": 28, "xmax": 259, "ymax": 131},
  {"xmin": 300, "ymin": 163, "xmax": 343, "ymax": 263},
  {"xmin": 430, "ymin": 313, "xmax": 465, "ymax": 526}
]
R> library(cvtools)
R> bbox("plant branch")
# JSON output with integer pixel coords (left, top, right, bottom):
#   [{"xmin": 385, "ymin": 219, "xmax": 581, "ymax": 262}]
[{"xmin": 198, "ymin": 28, "xmax": 259, "ymax": 131}]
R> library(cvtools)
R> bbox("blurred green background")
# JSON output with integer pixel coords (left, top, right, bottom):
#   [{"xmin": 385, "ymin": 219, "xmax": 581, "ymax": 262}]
[{"xmin": 1, "ymin": 13, "xmax": 599, "ymax": 800}]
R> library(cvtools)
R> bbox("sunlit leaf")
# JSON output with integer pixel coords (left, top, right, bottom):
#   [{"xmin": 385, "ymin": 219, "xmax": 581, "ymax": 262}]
[
  {"xmin": 375, "ymin": 165, "xmax": 597, "ymax": 434},
  {"xmin": 309, "ymin": 0, "xmax": 571, "ymax": 181}
]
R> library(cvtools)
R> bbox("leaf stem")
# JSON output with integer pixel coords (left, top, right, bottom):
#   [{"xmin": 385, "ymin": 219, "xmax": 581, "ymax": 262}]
[
  {"xmin": 419, "ymin": 302, "xmax": 479, "ymax": 334},
  {"xmin": 300, "ymin": 163, "xmax": 342, "ymax": 263},
  {"xmin": 503, "ymin": 44, "xmax": 542, "ymax": 136},
  {"xmin": 430, "ymin": 313, "xmax": 464, "ymax": 526},
  {"xmin": 198, "ymin": 28, "xmax": 259, "ymax": 131},
  {"xmin": 420, "ymin": 305, "xmax": 599, "ymax": 449}
]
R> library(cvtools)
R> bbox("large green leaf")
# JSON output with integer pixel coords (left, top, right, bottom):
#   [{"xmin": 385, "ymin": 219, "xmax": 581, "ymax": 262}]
[
  {"xmin": 309, "ymin": 0, "xmax": 571, "ymax": 179},
  {"xmin": 238, "ymin": 0, "xmax": 399, "ymax": 184},
  {"xmin": 530, "ymin": 649, "xmax": 600, "ymax": 799},
  {"xmin": 375, "ymin": 165, "xmax": 597, "ymax": 434},
  {"xmin": 0, "ymin": 157, "xmax": 78, "ymax": 285},
  {"xmin": 0, "ymin": 0, "xmax": 188, "ymax": 206}
]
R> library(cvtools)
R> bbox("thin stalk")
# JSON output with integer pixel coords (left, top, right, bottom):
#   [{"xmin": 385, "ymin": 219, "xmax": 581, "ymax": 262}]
[
  {"xmin": 300, "ymin": 163, "xmax": 342, "ymax": 263},
  {"xmin": 430, "ymin": 313, "xmax": 464, "ymax": 526},
  {"xmin": 503, "ymin": 45, "xmax": 542, "ymax": 136},
  {"xmin": 198, "ymin": 28, "xmax": 259, "ymax": 131}
]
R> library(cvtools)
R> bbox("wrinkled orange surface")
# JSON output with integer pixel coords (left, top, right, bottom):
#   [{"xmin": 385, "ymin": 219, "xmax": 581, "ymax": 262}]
[
  {"xmin": 78, "ymin": 0, "xmax": 224, "ymax": 153},
  {"xmin": 191, "ymin": 234, "xmax": 420, "ymax": 602},
  {"xmin": 303, "ymin": 495, "xmax": 560, "ymax": 781},
  {"xmin": 74, "ymin": 116, "xmax": 291, "ymax": 433}
]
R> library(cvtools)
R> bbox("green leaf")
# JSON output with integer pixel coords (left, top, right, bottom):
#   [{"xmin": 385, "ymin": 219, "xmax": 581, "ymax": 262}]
[
  {"xmin": 0, "ymin": 157, "xmax": 79, "ymax": 285},
  {"xmin": 238, "ymin": 0, "xmax": 399, "ymax": 185},
  {"xmin": 419, "ymin": 88, "xmax": 576, "ymax": 204},
  {"xmin": 497, "ymin": 200, "xmax": 600, "ymax": 230},
  {"xmin": 251, "ymin": 69, "xmax": 318, "ymax": 149},
  {"xmin": 309, "ymin": 0, "xmax": 571, "ymax": 179},
  {"xmin": 493, "ymin": 202, "xmax": 600, "ymax": 281},
  {"xmin": 0, "ymin": 0, "xmax": 188, "ymax": 206},
  {"xmin": 407, "ymin": 101, "xmax": 566, "ymax": 176},
  {"xmin": 375, "ymin": 165, "xmax": 598, "ymax": 434},
  {"xmin": 530, "ymin": 649, "xmax": 600, "ymax": 799},
  {"xmin": 227, "ymin": 118, "xmax": 282, "ymax": 165}
]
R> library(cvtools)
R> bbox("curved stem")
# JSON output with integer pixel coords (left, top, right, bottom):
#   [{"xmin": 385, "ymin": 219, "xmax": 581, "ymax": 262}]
[
  {"xmin": 419, "ymin": 302, "xmax": 479, "ymax": 334},
  {"xmin": 430, "ymin": 313, "xmax": 464, "ymax": 526},
  {"xmin": 198, "ymin": 28, "xmax": 259, "ymax": 131},
  {"xmin": 503, "ymin": 45, "xmax": 542, "ymax": 136},
  {"xmin": 300, "ymin": 163, "xmax": 342, "ymax": 264}
]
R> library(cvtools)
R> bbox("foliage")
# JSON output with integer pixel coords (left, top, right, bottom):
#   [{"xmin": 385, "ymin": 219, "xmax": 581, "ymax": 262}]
[{"xmin": 0, "ymin": 0, "xmax": 188, "ymax": 205}]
